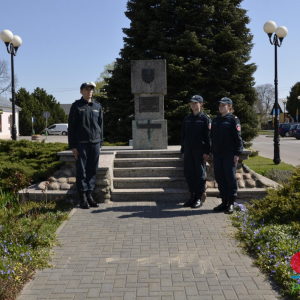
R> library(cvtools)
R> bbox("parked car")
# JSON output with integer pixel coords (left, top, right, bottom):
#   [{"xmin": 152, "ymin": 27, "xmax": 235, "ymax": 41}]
[
  {"xmin": 42, "ymin": 124, "xmax": 68, "ymax": 135},
  {"xmin": 290, "ymin": 124, "xmax": 300, "ymax": 140},
  {"xmin": 278, "ymin": 123, "xmax": 292, "ymax": 137}
]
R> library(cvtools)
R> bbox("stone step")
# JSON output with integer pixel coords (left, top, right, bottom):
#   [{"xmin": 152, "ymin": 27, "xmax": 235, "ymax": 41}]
[
  {"xmin": 111, "ymin": 188, "xmax": 268, "ymax": 202},
  {"xmin": 113, "ymin": 177, "xmax": 188, "ymax": 189},
  {"xmin": 114, "ymin": 157, "xmax": 183, "ymax": 168},
  {"xmin": 113, "ymin": 167, "xmax": 184, "ymax": 178},
  {"xmin": 115, "ymin": 150, "xmax": 181, "ymax": 159}
]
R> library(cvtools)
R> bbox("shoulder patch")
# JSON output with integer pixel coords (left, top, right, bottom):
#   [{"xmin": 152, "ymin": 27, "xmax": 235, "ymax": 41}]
[{"xmin": 236, "ymin": 124, "xmax": 241, "ymax": 131}]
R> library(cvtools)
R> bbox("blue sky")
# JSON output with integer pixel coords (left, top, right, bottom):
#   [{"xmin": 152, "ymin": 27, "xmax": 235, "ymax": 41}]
[{"xmin": 0, "ymin": 0, "xmax": 299, "ymax": 104}]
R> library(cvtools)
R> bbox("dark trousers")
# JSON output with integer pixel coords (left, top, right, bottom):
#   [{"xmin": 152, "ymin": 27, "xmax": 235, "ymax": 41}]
[
  {"xmin": 184, "ymin": 147, "xmax": 206, "ymax": 193},
  {"xmin": 213, "ymin": 152, "xmax": 237, "ymax": 198},
  {"xmin": 76, "ymin": 142, "xmax": 100, "ymax": 192}
]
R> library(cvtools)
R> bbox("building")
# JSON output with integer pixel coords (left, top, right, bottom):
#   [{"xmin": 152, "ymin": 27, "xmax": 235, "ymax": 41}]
[
  {"xmin": 60, "ymin": 104, "xmax": 72, "ymax": 117},
  {"xmin": 0, "ymin": 94, "xmax": 22, "ymax": 139}
]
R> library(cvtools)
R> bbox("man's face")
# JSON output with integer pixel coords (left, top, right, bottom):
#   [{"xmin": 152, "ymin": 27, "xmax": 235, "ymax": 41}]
[{"xmin": 80, "ymin": 86, "xmax": 94, "ymax": 100}]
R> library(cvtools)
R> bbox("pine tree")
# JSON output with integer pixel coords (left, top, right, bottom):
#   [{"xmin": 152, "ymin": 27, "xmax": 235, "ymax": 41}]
[
  {"xmin": 286, "ymin": 82, "xmax": 300, "ymax": 121},
  {"xmin": 105, "ymin": 0, "xmax": 258, "ymax": 146}
]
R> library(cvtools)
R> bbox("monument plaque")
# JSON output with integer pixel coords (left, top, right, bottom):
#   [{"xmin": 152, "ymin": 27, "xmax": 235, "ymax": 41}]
[
  {"xmin": 131, "ymin": 59, "xmax": 168, "ymax": 149},
  {"xmin": 139, "ymin": 97, "xmax": 159, "ymax": 113}
]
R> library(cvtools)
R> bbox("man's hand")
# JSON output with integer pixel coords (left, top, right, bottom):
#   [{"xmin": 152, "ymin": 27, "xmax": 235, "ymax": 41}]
[
  {"xmin": 203, "ymin": 153, "xmax": 209, "ymax": 163},
  {"xmin": 72, "ymin": 148, "xmax": 79, "ymax": 160},
  {"xmin": 234, "ymin": 155, "xmax": 239, "ymax": 167}
]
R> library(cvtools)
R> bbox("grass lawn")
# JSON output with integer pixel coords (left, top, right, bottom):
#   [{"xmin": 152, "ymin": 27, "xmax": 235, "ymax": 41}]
[
  {"xmin": 258, "ymin": 130, "xmax": 274, "ymax": 136},
  {"xmin": 244, "ymin": 155, "xmax": 294, "ymax": 174}
]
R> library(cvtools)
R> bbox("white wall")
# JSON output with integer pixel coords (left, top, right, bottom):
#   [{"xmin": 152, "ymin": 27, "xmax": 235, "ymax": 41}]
[{"xmin": 0, "ymin": 108, "xmax": 20, "ymax": 139}]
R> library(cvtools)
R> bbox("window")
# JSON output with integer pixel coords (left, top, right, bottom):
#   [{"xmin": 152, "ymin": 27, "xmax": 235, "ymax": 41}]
[{"xmin": 48, "ymin": 125, "xmax": 56, "ymax": 129}]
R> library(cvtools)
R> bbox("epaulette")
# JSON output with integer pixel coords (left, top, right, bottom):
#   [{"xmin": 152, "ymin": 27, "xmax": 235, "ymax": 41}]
[
  {"xmin": 203, "ymin": 112, "xmax": 211, "ymax": 119},
  {"xmin": 231, "ymin": 114, "xmax": 238, "ymax": 119}
]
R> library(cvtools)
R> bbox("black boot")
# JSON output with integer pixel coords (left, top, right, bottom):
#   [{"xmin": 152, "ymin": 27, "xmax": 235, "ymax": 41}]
[
  {"xmin": 213, "ymin": 197, "xmax": 227, "ymax": 212},
  {"xmin": 79, "ymin": 192, "xmax": 90, "ymax": 209},
  {"xmin": 183, "ymin": 192, "xmax": 195, "ymax": 207},
  {"xmin": 225, "ymin": 197, "xmax": 235, "ymax": 214},
  {"xmin": 86, "ymin": 190, "xmax": 99, "ymax": 208},
  {"xmin": 191, "ymin": 192, "xmax": 203, "ymax": 209}
]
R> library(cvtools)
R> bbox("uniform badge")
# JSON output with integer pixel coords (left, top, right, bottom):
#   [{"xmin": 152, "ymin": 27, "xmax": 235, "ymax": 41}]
[
  {"xmin": 208, "ymin": 123, "xmax": 211, "ymax": 130},
  {"xmin": 236, "ymin": 124, "xmax": 241, "ymax": 131}
]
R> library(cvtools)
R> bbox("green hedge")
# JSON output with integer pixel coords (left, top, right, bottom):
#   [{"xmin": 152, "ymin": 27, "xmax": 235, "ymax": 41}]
[{"xmin": 0, "ymin": 140, "xmax": 68, "ymax": 191}]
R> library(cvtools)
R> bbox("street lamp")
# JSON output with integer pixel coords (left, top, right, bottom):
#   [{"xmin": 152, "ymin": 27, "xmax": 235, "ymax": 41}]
[
  {"xmin": 263, "ymin": 21, "xmax": 288, "ymax": 165},
  {"xmin": 297, "ymin": 96, "xmax": 300, "ymax": 123},
  {"xmin": 282, "ymin": 98, "xmax": 287, "ymax": 123},
  {"xmin": 0, "ymin": 29, "xmax": 22, "ymax": 141}
]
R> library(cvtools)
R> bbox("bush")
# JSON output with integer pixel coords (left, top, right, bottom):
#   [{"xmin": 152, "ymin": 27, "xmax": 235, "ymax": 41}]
[
  {"xmin": 0, "ymin": 173, "xmax": 72, "ymax": 300},
  {"xmin": 264, "ymin": 169, "xmax": 293, "ymax": 184},
  {"xmin": 231, "ymin": 167, "xmax": 300, "ymax": 298},
  {"xmin": 0, "ymin": 140, "xmax": 68, "ymax": 191},
  {"xmin": 249, "ymin": 148, "xmax": 259, "ymax": 157}
]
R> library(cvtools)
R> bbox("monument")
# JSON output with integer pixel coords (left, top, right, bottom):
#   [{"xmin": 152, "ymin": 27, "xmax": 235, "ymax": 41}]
[{"xmin": 131, "ymin": 59, "xmax": 168, "ymax": 150}]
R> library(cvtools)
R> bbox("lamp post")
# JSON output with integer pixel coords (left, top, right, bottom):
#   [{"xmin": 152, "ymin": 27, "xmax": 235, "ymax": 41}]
[
  {"xmin": 263, "ymin": 21, "xmax": 288, "ymax": 165},
  {"xmin": 298, "ymin": 96, "xmax": 300, "ymax": 123},
  {"xmin": 282, "ymin": 98, "xmax": 287, "ymax": 123},
  {"xmin": 0, "ymin": 29, "xmax": 22, "ymax": 141}
]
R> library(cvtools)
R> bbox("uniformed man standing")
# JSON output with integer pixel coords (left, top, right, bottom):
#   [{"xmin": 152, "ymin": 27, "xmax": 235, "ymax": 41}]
[
  {"xmin": 181, "ymin": 95, "xmax": 211, "ymax": 208},
  {"xmin": 68, "ymin": 82, "xmax": 103, "ymax": 209},
  {"xmin": 211, "ymin": 97, "xmax": 243, "ymax": 214}
]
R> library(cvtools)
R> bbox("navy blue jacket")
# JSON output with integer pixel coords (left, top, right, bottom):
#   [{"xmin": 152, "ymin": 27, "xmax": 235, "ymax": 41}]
[
  {"xmin": 211, "ymin": 112, "xmax": 243, "ymax": 157},
  {"xmin": 68, "ymin": 97, "xmax": 103, "ymax": 149},
  {"xmin": 180, "ymin": 110, "xmax": 211, "ymax": 155}
]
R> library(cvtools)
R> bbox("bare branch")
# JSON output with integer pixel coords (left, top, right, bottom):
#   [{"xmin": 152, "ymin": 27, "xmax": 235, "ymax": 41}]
[{"xmin": 0, "ymin": 59, "xmax": 18, "ymax": 94}]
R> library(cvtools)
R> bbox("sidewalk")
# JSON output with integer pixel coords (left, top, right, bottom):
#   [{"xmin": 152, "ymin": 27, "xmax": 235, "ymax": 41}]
[{"xmin": 18, "ymin": 198, "xmax": 281, "ymax": 300}]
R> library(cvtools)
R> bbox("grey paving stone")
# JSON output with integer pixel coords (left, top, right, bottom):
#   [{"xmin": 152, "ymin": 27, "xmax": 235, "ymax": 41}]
[{"xmin": 17, "ymin": 201, "xmax": 283, "ymax": 300}]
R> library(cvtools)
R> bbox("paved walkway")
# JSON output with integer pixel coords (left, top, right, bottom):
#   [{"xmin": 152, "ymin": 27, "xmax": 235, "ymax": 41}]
[{"xmin": 18, "ymin": 198, "xmax": 281, "ymax": 300}]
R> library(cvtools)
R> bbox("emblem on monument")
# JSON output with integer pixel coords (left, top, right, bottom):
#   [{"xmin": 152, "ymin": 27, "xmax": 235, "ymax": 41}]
[{"xmin": 142, "ymin": 68, "xmax": 155, "ymax": 84}]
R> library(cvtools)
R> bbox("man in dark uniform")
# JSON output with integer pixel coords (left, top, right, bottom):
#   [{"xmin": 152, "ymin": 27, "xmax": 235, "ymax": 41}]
[
  {"xmin": 181, "ymin": 95, "xmax": 211, "ymax": 208},
  {"xmin": 211, "ymin": 97, "xmax": 243, "ymax": 214},
  {"xmin": 68, "ymin": 82, "xmax": 103, "ymax": 209}
]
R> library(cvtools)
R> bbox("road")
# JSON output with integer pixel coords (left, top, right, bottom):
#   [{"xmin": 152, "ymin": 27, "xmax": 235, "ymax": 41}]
[{"xmin": 252, "ymin": 135, "xmax": 300, "ymax": 166}]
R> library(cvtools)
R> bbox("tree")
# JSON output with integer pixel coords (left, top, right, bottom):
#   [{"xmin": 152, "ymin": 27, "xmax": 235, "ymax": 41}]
[
  {"xmin": 255, "ymin": 84, "xmax": 275, "ymax": 125},
  {"xmin": 286, "ymin": 82, "xmax": 300, "ymax": 121},
  {"xmin": 15, "ymin": 87, "xmax": 68, "ymax": 135},
  {"xmin": 94, "ymin": 62, "xmax": 115, "ymax": 98},
  {"xmin": 104, "ymin": 0, "xmax": 258, "ymax": 146},
  {"xmin": 0, "ymin": 59, "xmax": 18, "ymax": 94}
]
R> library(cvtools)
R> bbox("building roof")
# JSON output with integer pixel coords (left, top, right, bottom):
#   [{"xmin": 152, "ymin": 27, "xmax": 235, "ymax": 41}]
[
  {"xmin": 0, "ymin": 94, "xmax": 21, "ymax": 110},
  {"xmin": 60, "ymin": 104, "xmax": 72, "ymax": 115}
]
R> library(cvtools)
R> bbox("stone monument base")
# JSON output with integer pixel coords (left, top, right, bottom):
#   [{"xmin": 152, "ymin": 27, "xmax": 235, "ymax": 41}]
[{"xmin": 132, "ymin": 120, "xmax": 168, "ymax": 150}]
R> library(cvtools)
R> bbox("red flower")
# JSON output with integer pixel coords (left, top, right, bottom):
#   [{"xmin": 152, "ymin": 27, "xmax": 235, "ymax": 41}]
[{"xmin": 291, "ymin": 252, "xmax": 300, "ymax": 274}]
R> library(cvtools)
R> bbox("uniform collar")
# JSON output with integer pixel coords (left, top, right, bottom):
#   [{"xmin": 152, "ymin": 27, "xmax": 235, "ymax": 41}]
[
  {"xmin": 191, "ymin": 110, "xmax": 204, "ymax": 117},
  {"xmin": 220, "ymin": 112, "xmax": 232, "ymax": 118},
  {"xmin": 81, "ymin": 96, "xmax": 94, "ymax": 104}
]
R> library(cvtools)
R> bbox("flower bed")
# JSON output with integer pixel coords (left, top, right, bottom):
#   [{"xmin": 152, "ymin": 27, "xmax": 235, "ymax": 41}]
[
  {"xmin": 0, "ymin": 173, "xmax": 72, "ymax": 300},
  {"xmin": 231, "ymin": 167, "xmax": 300, "ymax": 299}
]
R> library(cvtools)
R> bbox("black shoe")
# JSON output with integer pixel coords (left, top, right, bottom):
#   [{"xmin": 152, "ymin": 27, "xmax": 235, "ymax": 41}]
[
  {"xmin": 213, "ymin": 197, "xmax": 227, "ymax": 211},
  {"xmin": 79, "ymin": 192, "xmax": 90, "ymax": 209},
  {"xmin": 86, "ymin": 190, "xmax": 99, "ymax": 208},
  {"xmin": 183, "ymin": 192, "xmax": 195, "ymax": 207},
  {"xmin": 191, "ymin": 193, "xmax": 203, "ymax": 209},
  {"xmin": 225, "ymin": 197, "xmax": 235, "ymax": 214}
]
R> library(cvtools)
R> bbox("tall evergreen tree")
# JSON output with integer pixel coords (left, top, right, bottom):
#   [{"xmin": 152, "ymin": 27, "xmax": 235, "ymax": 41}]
[
  {"xmin": 15, "ymin": 87, "xmax": 67, "ymax": 135},
  {"xmin": 286, "ymin": 82, "xmax": 300, "ymax": 121},
  {"xmin": 104, "ymin": 0, "xmax": 258, "ymax": 146}
]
